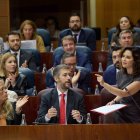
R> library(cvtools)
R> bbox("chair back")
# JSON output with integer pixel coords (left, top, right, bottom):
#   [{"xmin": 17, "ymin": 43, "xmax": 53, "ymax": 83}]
[{"xmin": 36, "ymin": 28, "xmax": 51, "ymax": 51}]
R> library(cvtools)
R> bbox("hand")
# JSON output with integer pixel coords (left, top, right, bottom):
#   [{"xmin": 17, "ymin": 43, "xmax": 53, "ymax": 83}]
[
  {"xmin": 16, "ymin": 95, "xmax": 29, "ymax": 113},
  {"xmin": 95, "ymin": 74, "xmax": 104, "ymax": 86},
  {"xmin": 71, "ymin": 109, "xmax": 81, "ymax": 121},
  {"xmin": 46, "ymin": 106, "xmax": 57, "ymax": 119},
  {"xmin": 21, "ymin": 60, "xmax": 28, "ymax": 68},
  {"xmin": 72, "ymin": 70, "xmax": 81, "ymax": 86},
  {"xmin": 106, "ymin": 100, "xmax": 115, "ymax": 105},
  {"xmin": 6, "ymin": 73, "xmax": 17, "ymax": 87}
]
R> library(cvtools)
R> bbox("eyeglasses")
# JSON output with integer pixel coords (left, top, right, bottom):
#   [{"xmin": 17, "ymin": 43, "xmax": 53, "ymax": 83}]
[{"xmin": 70, "ymin": 20, "xmax": 80, "ymax": 24}]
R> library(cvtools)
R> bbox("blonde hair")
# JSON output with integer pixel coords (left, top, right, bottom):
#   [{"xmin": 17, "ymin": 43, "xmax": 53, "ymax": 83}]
[
  {"xmin": 0, "ymin": 53, "xmax": 18, "ymax": 77},
  {"xmin": 0, "ymin": 79, "xmax": 14, "ymax": 120},
  {"xmin": 20, "ymin": 19, "xmax": 37, "ymax": 40}
]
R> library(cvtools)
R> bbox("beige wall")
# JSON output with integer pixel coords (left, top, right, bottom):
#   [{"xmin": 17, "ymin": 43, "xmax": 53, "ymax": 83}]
[
  {"xmin": 95, "ymin": 0, "xmax": 140, "ymax": 37},
  {"xmin": 0, "ymin": 0, "xmax": 10, "ymax": 40}
]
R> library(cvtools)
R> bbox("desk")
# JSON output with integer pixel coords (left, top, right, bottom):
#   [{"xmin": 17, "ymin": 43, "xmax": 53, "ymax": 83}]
[{"xmin": 0, "ymin": 124, "xmax": 140, "ymax": 140}]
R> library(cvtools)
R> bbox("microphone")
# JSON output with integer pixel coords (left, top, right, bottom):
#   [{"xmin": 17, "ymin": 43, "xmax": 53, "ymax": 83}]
[{"xmin": 124, "ymin": 87, "xmax": 140, "ymax": 111}]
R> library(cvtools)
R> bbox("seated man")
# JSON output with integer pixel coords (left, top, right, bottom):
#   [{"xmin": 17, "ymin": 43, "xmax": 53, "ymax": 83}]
[
  {"xmin": 103, "ymin": 47, "xmax": 121, "ymax": 85},
  {"xmin": 53, "ymin": 35, "xmax": 93, "ymax": 72},
  {"xmin": 58, "ymin": 12, "xmax": 96, "ymax": 51},
  {"xmin": 4, "ymin": 31, "xmax": 37, "ymax": 71},
  {"xmin": 46, "ymin": 53, "xmax": 91, "ymax": 93},
  {"xmin": 36, "ymin": 64, "xmax": 87, "ymax": 124},
  {"xmin": 107, "ymin": 29, "xmax": 134, "ymax": 66}
]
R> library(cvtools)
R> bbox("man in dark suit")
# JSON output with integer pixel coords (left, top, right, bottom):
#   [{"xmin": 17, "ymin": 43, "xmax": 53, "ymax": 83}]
[
  {"xmin": 47, "ymin": 53, "xmax": 91, "ymax": 93},
  {"xmin": 58, "ymin": 12, "xmax": 96, "ymax": 51},
  {"xmin": 103, "ymin": 47, "xmax": 121, "ymax": 85},
  {"xmin": 54, "ymin": 35, "xmax": 93, "ymax": 72},
  {"xmin": 5, "ymin": 31, "xmax": 37, "ymax": 71},
  {"xmin": 36, "ymin": 64, "xmax": 87, "ymax": 124}
]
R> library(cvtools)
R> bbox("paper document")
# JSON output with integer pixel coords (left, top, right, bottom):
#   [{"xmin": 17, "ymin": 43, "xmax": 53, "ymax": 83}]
[
  {"xmin": 21, "ymin": 40, "xmax": 37, "ymax": 50},
  {"xmin": 91, "ymin": 104, "xmax": 127, "ymax": 115}
]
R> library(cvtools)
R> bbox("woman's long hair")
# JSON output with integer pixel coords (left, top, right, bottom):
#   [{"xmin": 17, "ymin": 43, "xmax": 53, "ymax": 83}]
[{"xmin": 0, "ymin": 53, "xmax": 18, "ymax": 78}]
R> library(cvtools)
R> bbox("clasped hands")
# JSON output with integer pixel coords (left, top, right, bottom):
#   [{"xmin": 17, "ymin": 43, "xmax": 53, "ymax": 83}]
[{"xmin": 46, "ymin": 106, "xmax": 81, "ymax": 121}]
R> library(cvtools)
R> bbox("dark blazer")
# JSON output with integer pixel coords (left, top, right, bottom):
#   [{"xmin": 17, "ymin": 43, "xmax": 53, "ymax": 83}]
[
  {"xmin": 8, "ymin": 73, "xmax": 28, "ymax": 96},
  {"xmin": 46, "ymin": 66, "xmax": 91, "ymax": 93},
  {"xmin": 58, "ymin": 28, "xmax": 96, "ymax": 51},
  {"xmin": 103, "ymin": 64, "xmax": 117, "ymax": 85},
  {"xmin": 36, "ymin": 88, "xmax": 87, "ymax": 124},
  {"xmin": 53, "ymin": 46, "xmax": 93, "ymax": 72},
  {"xmin": 4, "ymin": 49, "xmax": 37, "ymax": 71}
]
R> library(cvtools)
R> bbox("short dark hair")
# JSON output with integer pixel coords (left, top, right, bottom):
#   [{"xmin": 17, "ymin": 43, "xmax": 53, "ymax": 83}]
[
  {"xmin": 120, "ymin": 47, "xmax": 140, "ymax": 77},
  {"xmin": 61, "ymin": 53, "xmax": 76, "ymax": 64},
  {"xmin": 69, "ymin": 11, "xmax": 81, "ymax": 21},
  {"xmin": 53, "ymin": 64, "xmax": 70, "ymax": 78},
  {"xmin": 6, "ymin": 31, "xmax": 20, "ymax": 41},
  {"xmin": 111, "ymin": 46, "xmax": 122, "ymax": 52},
  {"xmin": 61, "ymin": 35, "xmax": 76, "ymax": 45}
]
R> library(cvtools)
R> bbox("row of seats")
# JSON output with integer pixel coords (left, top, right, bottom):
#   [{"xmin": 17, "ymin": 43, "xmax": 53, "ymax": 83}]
[{"xmin": 38, "ymin": 51, "xmax": 109, "ymax": 72}]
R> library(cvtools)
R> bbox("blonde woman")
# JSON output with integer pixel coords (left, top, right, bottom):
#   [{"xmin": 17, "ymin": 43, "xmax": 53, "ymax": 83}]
[
  {"xmin": 20, "ymin": 19, "xmax": 46, "ymax": 53},
  {"xmin": 0, "ymin": 53, "xmax": 28, "ymax": 96},
  {"xmin": 0, "ymin": 78, "xmax": 29, "ymax": 125}
]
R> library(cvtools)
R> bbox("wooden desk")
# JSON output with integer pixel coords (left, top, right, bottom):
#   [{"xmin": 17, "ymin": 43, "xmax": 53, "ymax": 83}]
[{"xmin": 0, "ymin": 124, "xmax": 140, "ymax": 140}]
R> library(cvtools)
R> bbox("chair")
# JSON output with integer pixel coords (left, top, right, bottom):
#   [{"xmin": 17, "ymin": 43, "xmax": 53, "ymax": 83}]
[
  {"xmin": 40, "ymin": 52, "xmax": 53, "ymax": 70},
  {"xmin": 92, "ymin": 51, "xmax": 109, "ymax": 71},
  {"xmin": 19, "ymin": 67, "xmax": 35, "ymax": 96},
  {"xmin": 36, "ymin": 28, "xmax": 51, "ymax": 51},
  {"xmin": 34, "ymin": 72, "xmax": 46, "ymax": 93},
  {"xmin": 22, "ymin": 96, "xmax": 40, "ymax": 125},
  {"xmin": 108, "ymin": 27, "xmax": 140, "ymax": 45}
]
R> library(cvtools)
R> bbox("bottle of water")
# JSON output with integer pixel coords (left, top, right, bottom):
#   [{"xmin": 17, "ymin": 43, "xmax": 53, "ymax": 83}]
[
  {"xmin": 50, "ymin": 43, "xmax": 54, "ymax": 52},
  {"xmin": 42, "ymin": 63, "xmax": 47, "ymax": 74},
  {"xmin": 94, "ymin": 84, "xmax": 100, "ymax": 95},
  {"xmin": 98, "ymin": 62, "xmax": 103, "ymax": 73},
  {"xmin": 86, "ymin": 113, "xmax": 92, "ymax": 124},
  {"xmin": 20, "ymin": 114, "xmax": 27, "ymax": 125},
  {"xmin": 32, "ymin": 86, "xmax": 37, "ymax": 96},
  {"xmin": 101, "ymin": 41, "xmax": 105, "ymax": 51}
]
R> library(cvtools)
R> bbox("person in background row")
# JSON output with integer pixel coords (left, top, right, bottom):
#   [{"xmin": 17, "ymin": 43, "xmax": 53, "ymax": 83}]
[
  {"xmin": 54, "ymin": 35, "xmax": 93, "ymax": 72},
  {"xmin": 111, "ymin": 16, "xmax": 140, "ymax": 47},
  {"xmin": 103, "ymin": 47, "xmax": 121, "ymax": 85},
  {"xmin": 96, "ymin": 47, "xmax": 140, "ymax": 123},
  {"xmin": 20, "ymin": 19, "xmax": 46, "ymax": 53},
  {"xmin": 36, "ymin": 64, "xmax": 87, "ymax": 124},
  {"xmin": 0, "ymin": 78, "xmax": 29, "ymax": 125},
  {"xmin": 58, "ymin": 12, "xmax": 96, "ymax": 51},
  {"xmin": 0, "ymin": 53, "xmax": 28, "ymax": 96},
  {"xmin": 107, "ymin": 30, "xmax": 134, "ymax": 66},
  {"xmin": 45, "ymin": 16, "xmax": 60, "ymax": 40},
  {"xmin": 46, "ymin": 53, "xmax": 91, "ymax": 93}
]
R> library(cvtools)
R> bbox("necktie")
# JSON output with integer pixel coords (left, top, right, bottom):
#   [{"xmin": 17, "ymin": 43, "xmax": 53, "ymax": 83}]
[
  {"xmin": 73, "ymin": 34, "xmax": 78, "ymax": 43},
  {"xmin": 59, "ymin": 93, "xmax": 66, "ymax": 124}
]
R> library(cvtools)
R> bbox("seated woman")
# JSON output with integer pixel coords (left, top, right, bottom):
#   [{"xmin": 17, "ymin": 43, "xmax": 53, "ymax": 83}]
[
  {"xmin": 111, "ymin": 16, "xmax": 140, "ymax": 46},
  {"xmin": 0, "ymin": 53, "xmax": 28, "ymax": 96},
  {"xmin": 0, "ymin": 78, "xmax": 29, "ymax": 125},
  {"xmin": 20, "ymin": 19, "xmax": 46, "ymax": 53},
  {"xmin": 96, "ymin": 47, "xmax": 140, "ymax": 123}
]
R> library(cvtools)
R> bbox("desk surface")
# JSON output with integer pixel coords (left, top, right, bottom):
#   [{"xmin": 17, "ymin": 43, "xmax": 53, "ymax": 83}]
[{"xmin": 0, "ymin": 124, "xmax": 140, "ymax": 140}]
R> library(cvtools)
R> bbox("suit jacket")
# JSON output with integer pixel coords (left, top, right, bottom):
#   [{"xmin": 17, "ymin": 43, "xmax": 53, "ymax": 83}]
[
  {"xmin": 46, "ymin": 66, "xmax": 91, "ymax": 93},
  {"xmin": 58, "ymin": 28, "xmax": 96, "ymax": 51},
  {"xmin": 103, "ymin": 64, "xmax": 117, "ymax": 85},
  {"xmin": 53, "ymin": 46, "xmax": 93, "ymax": 72},
  {"xmin": 36, "ymin": 88, "xmax": 87, "ymax": 124},
  {"xmin": 4, "ymin": 49, "xmax": 37, "ymax": 71}
]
